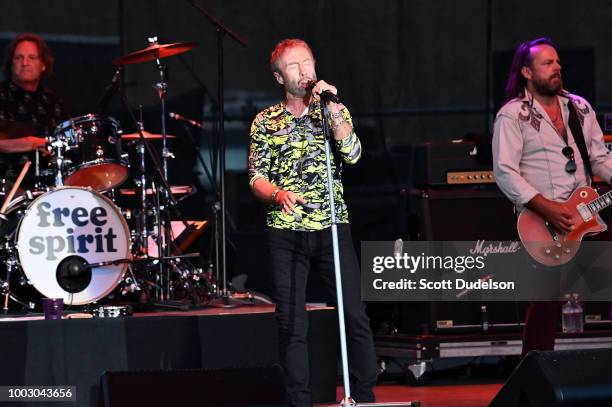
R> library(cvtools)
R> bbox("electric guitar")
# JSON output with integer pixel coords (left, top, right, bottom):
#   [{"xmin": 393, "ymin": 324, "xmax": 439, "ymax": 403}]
[{"xmin": 517, "ymin": 186, "xmax": 609, "ymax": 266}]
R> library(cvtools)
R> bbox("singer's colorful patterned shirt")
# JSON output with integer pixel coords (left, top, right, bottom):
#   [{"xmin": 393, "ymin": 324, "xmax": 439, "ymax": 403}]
[{"xmin": 248, "ymin": 100, "xmax": 361, "ymax": 231}]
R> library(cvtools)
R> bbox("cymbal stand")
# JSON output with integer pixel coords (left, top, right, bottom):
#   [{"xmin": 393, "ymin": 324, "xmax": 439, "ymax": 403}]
[
  {"xmin": 136, "ymin": 106, "xmax": 148, "ymax": 256},
  {"xmin": 117, "ymin": 47, "xmax": 200, "ymax": 307},
  {"xmin": 116, "ymin": 39, "xmax": 191, "ymax": 305},
  {"xmin": 150, "ymin": 36, "xmax": 175, "ymax": 301}
]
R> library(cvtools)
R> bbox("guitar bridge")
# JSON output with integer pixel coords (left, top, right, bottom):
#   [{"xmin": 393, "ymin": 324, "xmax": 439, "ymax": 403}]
[{"xmin": 576, "ymin": 203, "xmax": 592, "ymax": 222}]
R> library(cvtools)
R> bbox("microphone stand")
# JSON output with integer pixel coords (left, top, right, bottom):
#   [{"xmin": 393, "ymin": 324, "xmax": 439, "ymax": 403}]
[
  {"xmin": 319, "ymin": 93, "xmax": 419, "ymax": 407},
  {"xmin": 188, "ymin": 0, "xmax": 247, "ymax": 308}
]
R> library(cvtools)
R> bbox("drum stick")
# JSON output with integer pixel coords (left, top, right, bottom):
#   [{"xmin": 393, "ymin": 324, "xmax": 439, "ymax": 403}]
[{"xmin": 0, "ymin": 160, "xmax": 31, "ymax": 215}]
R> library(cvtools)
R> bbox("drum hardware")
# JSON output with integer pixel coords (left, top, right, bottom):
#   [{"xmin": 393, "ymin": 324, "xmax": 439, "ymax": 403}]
[
  {"xmin": 1, "ymin": 160, "xmax": 32, "ymax": 312},
  {"xmin": 46, "ymin": 130, "xmax": 71, "ymax": 187},
  {"xmin": 71, "ymin": 252, "xmax": 200, "ymax": 269},
  {"xmin": 120, "ymin": 131, "xmax": 176, "ymax": 140},
  {"xmin": 120, "ymin": 266, "xmax": 141, "ymax": 297},
  {"xmin": 91, "ymin": 305, "xmax": 130, "ymax": 318},
  {"xmin": 135, "ymin": 106, "xmax": 150, "ymax": 257},
  {"xmin": 114, "ymin": 38, "xmax": 201, "ymax": 306},
  {"xmin": 1, "ymin": 250, "xmax": 35, "ymax": 312}
]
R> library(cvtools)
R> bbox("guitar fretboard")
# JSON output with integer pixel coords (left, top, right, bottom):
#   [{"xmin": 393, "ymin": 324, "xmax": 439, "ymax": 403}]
[{"xmin": 587, "ymin": 190, "xmax": 612, "ymax": 214}]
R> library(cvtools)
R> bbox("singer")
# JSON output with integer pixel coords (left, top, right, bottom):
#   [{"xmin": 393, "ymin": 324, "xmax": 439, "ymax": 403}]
[{"xmin": 248, "ymin": 38, "xmax": 377, "ymax": 407}]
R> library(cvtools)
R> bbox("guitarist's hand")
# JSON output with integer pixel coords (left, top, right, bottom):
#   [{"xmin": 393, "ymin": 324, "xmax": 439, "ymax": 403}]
[{"xmin": 526, "ymin": 194, "xmax": 574, "ymax": 234}]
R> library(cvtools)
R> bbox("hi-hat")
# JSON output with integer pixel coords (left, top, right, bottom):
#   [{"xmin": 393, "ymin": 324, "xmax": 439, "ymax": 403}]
[
  {"xmin": 121, "ymin": 131, "xmax": 176, "ymax": 140},
  {"xmin": 113, "ymin": 42, "xmax": 198, "ymax": 65}
]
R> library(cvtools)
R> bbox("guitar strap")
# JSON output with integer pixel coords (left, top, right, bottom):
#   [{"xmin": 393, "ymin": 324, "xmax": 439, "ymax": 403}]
[{"xmin": 567, "ymin": 99, "xmax": 593, "ymax": 181}]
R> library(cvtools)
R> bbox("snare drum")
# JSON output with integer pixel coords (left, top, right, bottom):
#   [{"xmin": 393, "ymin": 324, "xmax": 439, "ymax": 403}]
[
  {"xmin": 10, "ymin": 187, "xmax": 131, "ymax": 305},
  {"xmin": 52, "ymin": 114, "xmax": 128, "ymax": 191}
]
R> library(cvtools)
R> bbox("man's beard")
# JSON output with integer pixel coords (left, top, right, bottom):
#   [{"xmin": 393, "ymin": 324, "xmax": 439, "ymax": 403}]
[
  {"xmin": 286, "ymin": 81, "xmax": 308, "ymax": 98},
  {"xmin": 285, "ymin": 75, "xmax": 316, "ymax": 99},
  {"xmin": 532, "ymin": 73, "xmax": 563, "ymax": 96}
]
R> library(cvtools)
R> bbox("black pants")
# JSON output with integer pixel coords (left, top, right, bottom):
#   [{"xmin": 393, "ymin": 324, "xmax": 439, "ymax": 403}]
[{"xmin": 267, "ymin": 224, "xmax": 378, "ymax": 407}]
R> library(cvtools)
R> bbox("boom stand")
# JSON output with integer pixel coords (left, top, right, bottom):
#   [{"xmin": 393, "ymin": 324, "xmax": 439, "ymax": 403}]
[
  {"xmin": 189, "ymin": 0, "xmax": 247, "ymax": 307},
  {"xmin": 319, "ymin": 94, "xmax": 419, "ymax": 407}
]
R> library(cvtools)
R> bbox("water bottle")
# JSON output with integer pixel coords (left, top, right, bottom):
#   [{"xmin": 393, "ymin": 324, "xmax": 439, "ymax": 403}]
[
  {"xmin": 562, "ymin": 293, "xmax": 584, "ymax": 333},
  {"xmin": 481, "ymin": 305, "xmax": 489, "ymax": 333},
  {"xmin": 562, "ymin": 294, "xmax": 573, "ymax": 333},
  {"xmin": 572, "ymin": 293, "xmax": 584, "ymax": 333}
]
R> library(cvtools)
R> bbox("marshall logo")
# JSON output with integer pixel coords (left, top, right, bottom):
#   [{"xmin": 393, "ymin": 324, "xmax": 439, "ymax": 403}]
[
  {"xmin": 469, "ymin": 240, "xmax": 521, "ymax": 257},
  {"xmin": 28, "ymin": 202, "xmax": 118, "ymax": 260}
]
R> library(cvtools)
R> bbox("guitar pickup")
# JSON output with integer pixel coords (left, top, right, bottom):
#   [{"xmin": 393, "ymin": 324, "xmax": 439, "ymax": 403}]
[{"xmin": 576, "ymin": 203, "xmax": 592, "ymax": 222}]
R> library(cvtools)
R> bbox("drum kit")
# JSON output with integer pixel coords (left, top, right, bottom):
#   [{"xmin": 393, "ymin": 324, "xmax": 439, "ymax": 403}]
[{"xmin": 0, "ymin": 38, "xmax": 213, "ymax": 313}]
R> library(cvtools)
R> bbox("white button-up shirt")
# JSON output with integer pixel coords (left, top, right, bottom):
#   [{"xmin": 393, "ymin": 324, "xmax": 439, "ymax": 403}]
[{"xmin": 493, "ymin": 89, "xmax": 612, "ymax": 210}]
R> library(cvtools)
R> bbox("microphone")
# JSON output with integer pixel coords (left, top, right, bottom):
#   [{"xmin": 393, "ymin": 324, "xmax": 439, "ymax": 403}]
[
  {"xmin": 98, "ymin": 66, "xmax": 123, "ymax": 113},
  {"xmin": 169, "ymin": 112, "xmax": 204, "ymax": 129},
  {"xmin": 306, "ymin": 80, "xmax": 340, "ymax": 104}
]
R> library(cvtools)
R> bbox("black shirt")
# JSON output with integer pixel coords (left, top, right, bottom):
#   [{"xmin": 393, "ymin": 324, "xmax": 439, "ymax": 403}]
[{"xmin": 0, "ymin": 80, "xmax": 66, "ymax": 183}]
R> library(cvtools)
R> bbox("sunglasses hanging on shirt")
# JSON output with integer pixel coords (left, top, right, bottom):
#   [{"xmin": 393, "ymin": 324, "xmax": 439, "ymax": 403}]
[{"xmin": 562, "ymin": 145, "xmax": 577, "ymax": 174}]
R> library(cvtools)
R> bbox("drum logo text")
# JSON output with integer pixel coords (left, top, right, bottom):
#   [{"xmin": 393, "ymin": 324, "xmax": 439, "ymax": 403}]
[{"xmin": 28, "ymin": 202, "xmax": 118, "ymax": 260}]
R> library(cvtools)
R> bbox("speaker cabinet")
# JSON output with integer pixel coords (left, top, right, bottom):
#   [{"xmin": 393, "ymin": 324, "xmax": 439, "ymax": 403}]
[
  {"xmin": 490, "ymin": 349, "xmax": 612, "ymax": 406},
  {"xmin": 406, "ymin": 186, "xmax": 517, "ymax": 241}
]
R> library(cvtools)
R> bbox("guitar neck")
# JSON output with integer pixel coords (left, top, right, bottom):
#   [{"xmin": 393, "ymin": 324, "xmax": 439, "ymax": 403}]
[{"xmin": 587, "ymin": 189, "xmax": 612, "ymax": 215}]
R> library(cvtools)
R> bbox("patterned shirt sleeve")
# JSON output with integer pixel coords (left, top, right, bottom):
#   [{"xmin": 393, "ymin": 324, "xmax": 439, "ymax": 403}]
[
  {"xmin": 248, "ymin": 113, "xmax": 271, "ymax": 187},
  {"xmin": 334, "ymin": 106, "xmax": 361, "ymax": 164}
]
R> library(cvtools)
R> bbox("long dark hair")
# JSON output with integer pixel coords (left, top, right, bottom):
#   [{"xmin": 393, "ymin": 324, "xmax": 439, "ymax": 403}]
[{"xmin": 504, "ymin": 37, "xmax": 554, "ymax": 101}]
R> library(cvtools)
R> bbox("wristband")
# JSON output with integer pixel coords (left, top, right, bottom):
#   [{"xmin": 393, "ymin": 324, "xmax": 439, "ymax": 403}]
[
  {"xmin": 331, "ymin": 118, "xmax": 345, "ymax": 132},
  {"xmin": 271, "ymin": 188, "xmax": 281, "ymax": 203},
  {"xmin": 330, "ymin": 111, "xmax": 343, "ymax": 121}
]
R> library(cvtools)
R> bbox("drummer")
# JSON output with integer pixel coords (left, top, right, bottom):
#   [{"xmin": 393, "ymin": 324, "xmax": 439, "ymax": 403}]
[{"xmin": 0, "ymin": 33, "xmax": 66, "ymax": 187}]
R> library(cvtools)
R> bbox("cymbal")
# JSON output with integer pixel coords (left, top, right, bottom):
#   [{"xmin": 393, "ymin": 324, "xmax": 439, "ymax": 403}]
[
  {"xmin": 121, "ymin": 131, "xmax": 176, "ymax": 140},
  {"xmin": 113, "ymin": 42, "xmax": 198, "ymax": 65},
  {"xmin": 119, "ymin": 185, "xmax": 192, "ymax": 196},
  {"xmin": 0, "ymin": 120, "xmax": 37, "ymax": 140}
]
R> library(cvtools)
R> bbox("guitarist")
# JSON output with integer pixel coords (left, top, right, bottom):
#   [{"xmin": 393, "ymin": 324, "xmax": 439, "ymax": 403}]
[{"xmin": 492, "ymin": 37, "xmax": 612, "ymax": 356}]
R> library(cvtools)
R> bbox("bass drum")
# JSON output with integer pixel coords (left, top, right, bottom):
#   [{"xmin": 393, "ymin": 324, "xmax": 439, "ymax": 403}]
[{"xmin": 13, "ymin": 187, "xmax": 131, "ymax": 305}]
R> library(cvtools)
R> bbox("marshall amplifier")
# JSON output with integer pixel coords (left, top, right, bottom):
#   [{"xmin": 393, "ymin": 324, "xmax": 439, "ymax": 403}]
[
  {"xmin": 412, "ymin": 138, "xmax": 493, "ymax": 187},
  {"xmin": 405, "ymin": 186, "xmax": 517, "ymax": 241}
]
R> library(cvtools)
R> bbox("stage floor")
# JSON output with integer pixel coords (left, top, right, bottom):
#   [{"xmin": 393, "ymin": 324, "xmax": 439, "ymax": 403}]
[
  {"xmin": 320, "ymin": 383, "xmax": 503, "ymax": 407},
  {"xmin": 0, "ymin": 303, "xmax": 328, "ymax": 321}
]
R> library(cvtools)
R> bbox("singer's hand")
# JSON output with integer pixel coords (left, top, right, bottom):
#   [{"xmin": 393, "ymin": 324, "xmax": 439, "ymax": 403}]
[
  {"xmin": 310, "ymin": 80, "xmax": 337, "ymax": 99},
  {"xmin": 275, "ymin": 190, "xmax": 306, "ymax": 215}
]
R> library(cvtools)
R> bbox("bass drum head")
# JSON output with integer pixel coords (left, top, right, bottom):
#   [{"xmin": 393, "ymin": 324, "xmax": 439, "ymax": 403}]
[{"xmin": 16, "ymin": 187, "xmax": 130, "ymax": 305}]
